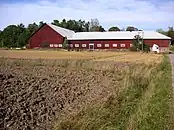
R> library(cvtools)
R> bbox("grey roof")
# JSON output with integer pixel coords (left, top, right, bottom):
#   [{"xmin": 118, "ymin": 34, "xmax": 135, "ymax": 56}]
[
  {"xmin": 47, "ymin": 23, "xmax": 75, "ymax": 38},
  {"xmin": 47, "ymin": 24, "xmax": 171, "ymax": 40},
  {"xmin": 68, "ymin": 31, "xmax": 171, "ymax": 40}
]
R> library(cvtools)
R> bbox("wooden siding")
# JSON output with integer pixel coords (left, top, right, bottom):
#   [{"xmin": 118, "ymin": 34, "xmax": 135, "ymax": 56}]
[
  {"xmin": 69, "ymin": 39, "xmax": 170, "ymax": 49},
  {"xmin": 28, "ymin": 24, "xmax": 64, "ymax": 48},
  {"xmin": 144, "ymin": 39, "xmax": 170, "ymax": 47},
  {"xmin": 68, "ymin": 40, "xmax": 132, "ymax": 49}
]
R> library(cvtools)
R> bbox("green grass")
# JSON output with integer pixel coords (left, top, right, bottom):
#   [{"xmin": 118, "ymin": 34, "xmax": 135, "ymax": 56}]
[{"xmin": 54, "ymin": 55, "xmax": 173, "ymax": 130}]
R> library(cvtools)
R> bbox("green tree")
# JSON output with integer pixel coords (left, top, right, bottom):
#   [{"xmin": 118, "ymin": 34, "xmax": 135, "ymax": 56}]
[
  {"xmin": 126, "ymin": 26, "xmax": 138, "ymax": 31},
  {"xmin": 62, "ymin": 37, "xmax": 68, "ymax": 49},
  {"xmin": 168, "ymin": 26, "xmax": 174, "ymax": 39},
  {"xmin": 108, "ymin": 26, "xmax": 120, "ymax": 31},
  {"xmin": 39, "ymin": 21, "xmax": 44, "ymax": 27},
  {"xmin": 27, "ymin": 23, "xmax": 38, "ymax": 34},
  {"xmin": 156, "ymin": 28, "xmax": 168, "ymax": 36},
  {"xmin": 131, "ymin": 35, "xmax": 150, "ymax": 52}
]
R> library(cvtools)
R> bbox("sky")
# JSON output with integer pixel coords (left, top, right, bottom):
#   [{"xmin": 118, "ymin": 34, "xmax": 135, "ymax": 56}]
[{"xmin": 0, "ymin": 0, "xmax": 174, "ymax": 31}]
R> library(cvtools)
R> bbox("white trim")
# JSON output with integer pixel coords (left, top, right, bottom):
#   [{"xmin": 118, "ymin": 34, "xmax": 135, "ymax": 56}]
[
  {"xmin": 97, "ymin": 44, "xmax": 102, "ymax": 47},
  {"xmin": 75, "ymin": 44, "xmax": 79, "ymax": 47},
  {"xmin": 89, "ymin": 43, "xmax": 94, "ymax": 50},
  {"xmin": 105, "ymin": 44, "xmax": 109, "ymax": 47},
  {"xmin": 120, "ymin": 44, "xmax": 125, "ymax": 47},
  {"xmin": 113, "ymin": 44, "xmax": 117, "ymax": 47},
  {"xmin": 82, "ymin": 44, "xmax": 86, "ymax": 47}
]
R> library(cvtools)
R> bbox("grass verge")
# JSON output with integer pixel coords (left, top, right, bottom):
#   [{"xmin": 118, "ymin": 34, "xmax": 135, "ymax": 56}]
[{"xmin": 54, "ymin": 55, "xmax": 173, "ymax": 130}]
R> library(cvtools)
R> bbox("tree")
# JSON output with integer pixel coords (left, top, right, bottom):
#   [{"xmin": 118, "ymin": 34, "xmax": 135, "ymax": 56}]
[
  {"xmin": 108, "ymin": 26, "xmax": 120, "ymax": 31},
  {"xmin": 130, "ymin": 34, "xmax": 150, "ymax": 52},
  {"xmin": 156, "ymin": 28, "xmax": 167, "ymax": 36},
  {"xmin": 126, "ymin": 26, "xmax": 138, "ymax": 31},
  {"xmin": 168, "ymin": 26, "xmax": 174, "ymax": 39},
  {"xmin": 27, "ymin": 23, "xmax": 38, "ymax": 34},
  {"xmin": 2, "ymin": 25, "xmax": 23, "ymax": 47},
  {"xmin": 89, "ymin": 18, "xmax": 100, "ymax": 32},
  {"xmin": 39, "ymin": 21, "xmax": 44, "ymax": 27},
  {"xmin": 62, "ymin": 37, "xmax": 68, "ymax": 49}
]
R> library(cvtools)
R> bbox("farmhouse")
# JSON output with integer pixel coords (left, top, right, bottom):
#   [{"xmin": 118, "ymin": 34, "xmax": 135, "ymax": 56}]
[{"xmin": 28, "ymin": 23, "xmax": 171, "ymax": 52}]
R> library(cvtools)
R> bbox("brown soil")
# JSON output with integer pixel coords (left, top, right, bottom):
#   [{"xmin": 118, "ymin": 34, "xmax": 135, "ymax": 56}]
[{"xmin": 0, "ymin": 58, "xmax": 126, "ymax": 130}]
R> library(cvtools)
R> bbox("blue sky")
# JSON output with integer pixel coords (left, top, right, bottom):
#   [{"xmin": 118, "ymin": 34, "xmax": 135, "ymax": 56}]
[{"xmin": 0, "ymin": 0, "xmax": 173, "ymax": 31}]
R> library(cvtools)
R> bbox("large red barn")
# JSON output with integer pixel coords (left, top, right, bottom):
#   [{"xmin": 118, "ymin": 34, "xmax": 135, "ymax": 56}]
[{"xmin": 28, "ymin": 23, "xmax": 171, "ymax": 52}]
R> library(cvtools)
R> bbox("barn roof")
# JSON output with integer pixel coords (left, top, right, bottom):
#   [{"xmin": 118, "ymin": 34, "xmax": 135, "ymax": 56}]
[
  {"xmin": 68, "ymin": 31, "xmax": 171, "ymax": 40},
  {"xmin": 47, "ymin": 23, "xmax": 75, "ymax": 38},
  {"xmin": 46, "ymin": 24, "xmax": 171, "ymax": 40}
]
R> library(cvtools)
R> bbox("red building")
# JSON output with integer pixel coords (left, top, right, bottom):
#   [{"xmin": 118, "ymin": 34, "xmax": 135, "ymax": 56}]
[{"xmin": 28, "ymin": 23, "xmax": 171, "ymax": 52}]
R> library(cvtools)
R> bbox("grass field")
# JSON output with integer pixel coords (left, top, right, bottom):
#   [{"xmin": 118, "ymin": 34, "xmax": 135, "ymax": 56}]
[
  {"xmin": 0, "ymin": 50, "xmax": 162, "ymax": 64},
  {"xmin": 0, "ymin": 50, "xmax": 173, "ymax": 130}
]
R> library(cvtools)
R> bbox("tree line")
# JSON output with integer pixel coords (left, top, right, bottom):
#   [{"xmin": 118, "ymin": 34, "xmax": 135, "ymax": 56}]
[{"xmin": 0, "ymin": 18, "xmax": 173, "ymax": 48}]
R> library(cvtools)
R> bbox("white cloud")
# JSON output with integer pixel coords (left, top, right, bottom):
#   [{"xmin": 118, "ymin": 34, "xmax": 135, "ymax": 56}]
[{"xmin": 0, "ymin": 0, "xmax": 173, "ymax": 30}]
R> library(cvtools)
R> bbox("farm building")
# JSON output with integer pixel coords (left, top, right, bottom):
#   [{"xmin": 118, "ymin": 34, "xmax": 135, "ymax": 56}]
[{"xmin": 28, "ymin": 23, "xmax": 171, "ymax": 52}]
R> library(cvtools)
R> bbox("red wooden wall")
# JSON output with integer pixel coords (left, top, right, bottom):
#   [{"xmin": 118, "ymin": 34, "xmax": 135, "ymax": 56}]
[
  {"xmin": 68, "ymin": 40, "xmax": 132, "ymax": 49},
  {"xmin": 28, "ymin": 24, "xmax": 64, "ymax": 48},
  {"xmin": 69, "ymin": 39, "xmax": 170, "ymax": 49},
  {"xmin": 144, "ymin": 39, "xmax": 169, "ymax": 47}
]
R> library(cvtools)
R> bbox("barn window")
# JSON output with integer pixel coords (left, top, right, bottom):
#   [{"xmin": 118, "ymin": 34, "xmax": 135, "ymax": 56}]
[
  {"xmin": 58, "ymin": 44, "xmax": 62, "ymax": 47},
  {"xmin": 54, "ymin": 44, "xmax": 58, "ymax": 47},
  {"xmin": 120, "ymin": 44, "xmax": 125, "ymax": 47},
  {"xmin": 113, "ymin": 44, "xmax": 117, "ymax": 47},
  {"xmin": 97, "ymin": 44, "xmax": 102, "ymax": 47},
  {"xmin": 105, "ymin": 44, "xmax": 109, "ymax": 47},
  {"xmin": 130, "ymin": 44, "xmax": 133, "ymax": 47},
  {"xmin": 75, "ymin": 44, "xmax": 79, "ymax": 47},
  {"xmin": 70, "ymin": 44, "xmax": 73, "ymax": 47},
  {"xmin": 82, "ymin": 44, "xmax": 86, "ymax": 47},
  {"xmin": 50, "ymin": 44, "xmax": 54, "ymax": 47}
]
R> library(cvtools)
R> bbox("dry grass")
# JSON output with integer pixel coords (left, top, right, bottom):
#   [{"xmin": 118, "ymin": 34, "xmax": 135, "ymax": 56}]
[
  {"xmin": 0, "ymin": 50, "xmax": 162, "ymax": 65},
  {"xmin": 0, "ymin": 50, "xmax": 122, "ymax": 59},
  {"xmin": 94, "ymin": 52, "xmax": 163, "ymax": 65}
]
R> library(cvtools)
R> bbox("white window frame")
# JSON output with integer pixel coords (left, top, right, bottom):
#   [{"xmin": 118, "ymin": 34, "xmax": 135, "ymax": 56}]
[
  {"xmin": 54, "ymin": 44, "xmax": 58, "ymax": 47},
  {"xmin": 58, "ymin": 44, "xmax": 62, "ymax": 47},
  {"xmin": 75, "ymin": 44, "xmax": 79, "ymax": 48},
  {"xmin": 50, "ymin": 44, "xmax": 53, "ymax": 47},
  {"xmin": 97, "ymin": 44, "xmax": 102, "ymax": 47},
  {"xmin": 113, "ymin": 44, "xmax": 117, "ymax": 47},
  {"xmin": 120, "ymin": 44, "xmax": 125, "ymax": 47},
  {"xmin": 82, "ymin": 44, "xmax": 86, "ymax": 47},
  {"xmin": 105, "ymin": 44, "xmax": 109, "ymax": 47}
]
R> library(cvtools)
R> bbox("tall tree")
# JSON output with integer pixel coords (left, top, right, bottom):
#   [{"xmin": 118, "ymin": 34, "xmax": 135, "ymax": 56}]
[
  {"xmin": 108, "ymin": 26, "xmax": 120, "ymax": 31},
  {"xmin": 27, "ymin": 23, "xmax": 38, "ymax": 34},
  {"xmin": 89, "ymin": 18, "xmax": 100, "ymax": 32},
  {"xmin": 168, "ymin": 26, "xmax": 174, "ymax": 39}
]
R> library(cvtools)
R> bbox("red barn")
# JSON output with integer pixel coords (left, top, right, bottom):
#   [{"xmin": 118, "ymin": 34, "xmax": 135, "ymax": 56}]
[
  {"xmin": 28, "ymin": 23, "xmax": 74, "ymax": 48},
  {"xmin": 28, "ymin": 23, "xmax": 171, "ymax": 52}
]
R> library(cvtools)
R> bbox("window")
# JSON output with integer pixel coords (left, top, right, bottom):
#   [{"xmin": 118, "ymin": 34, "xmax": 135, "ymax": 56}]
[
  {"xmin": 75, "ymin": 44, "xmax": 79, "ymax": 47},
  {"xmin": 120, "ymin": 44, "xmax": 125, "ymax": 47},
  {"xmin": 82, "ymin": 44, "xmax": 86, "ymax": 47},
  {"xmin": 50, "ymin": 44, "xmax": 53, "ymax": 47},
  {"xmin": 130, "ymin": 44, "xmax": 133, "ymax": 47},
  {"xmin": 97, "ymin": 44, "xmax": 102, "ymax": 47},
  {"xmin": 58, "ymin": 44, "xmax": 62, "ymax": 47},
  {"xmin": 105, "ymin": 44, "xmax": 109, "ymax": 47},
  {"xmin": 70, "ymin": 44, "xmax": 73, "ymax": 47},
  {"xmin": 54, "ymin": 44, "xmax": 58, "ymax": 47},
  {"xmin": 113, "ymin": 44, "xmax": 117, "ymax": 47}
]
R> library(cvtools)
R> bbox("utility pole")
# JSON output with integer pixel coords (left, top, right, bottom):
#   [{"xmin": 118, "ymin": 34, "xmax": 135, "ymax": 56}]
[
  {"xmin": 138, "ymin": 31, "xmax": 140, "ymax": 51},
  {"xmin": 142, "ymin": 31, "xmax": 144, "ymax": 51}
]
